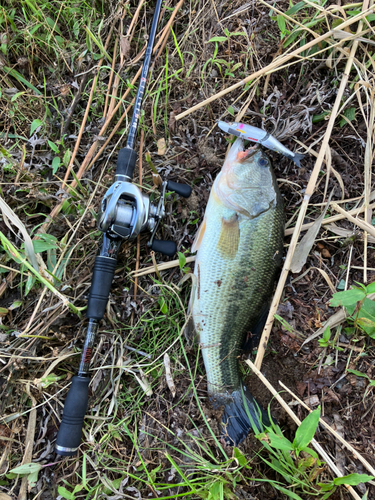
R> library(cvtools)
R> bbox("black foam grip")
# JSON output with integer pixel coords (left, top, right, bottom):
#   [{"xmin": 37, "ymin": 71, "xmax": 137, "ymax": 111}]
[
  {"xmin": 166, "ymin": 180, "xmax": 192, "ymax": 198},
  {"xmin": 55, "ymin": 376, "xmax": 90, "ymax": 456},
  {"xmin": 150, "ymin": 239, "xmax": 177, "ymax": 257},
  {"xmin": 116, "ymin": 148, "xmax": 137, "ymax": 179},
  {"xmin": 87, "ymin": 256, "xmax": 117, "ymax": 320}
]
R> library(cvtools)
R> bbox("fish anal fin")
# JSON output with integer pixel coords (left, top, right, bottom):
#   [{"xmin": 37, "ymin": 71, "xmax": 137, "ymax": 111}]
[
  {"xmin": 242, "ymin": 302, "xmax": 270, "ymax": 352},
  {"xmin": 192, "ymin": 218, "xmax": 206, "ymax": 253},
  {"xmin": 217, "ymin": 214, "xmax": 239, "ymax": 258}
]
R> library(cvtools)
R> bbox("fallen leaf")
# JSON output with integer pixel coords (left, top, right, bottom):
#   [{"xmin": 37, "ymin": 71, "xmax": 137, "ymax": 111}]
[
  {"xmin": 290, "ymin": 191, "xmax": 334, "ymax": 273},
  {"xmin": 157, "ymin": 138, "xmax": 167, "ymax": 155},
  {"xmin": 120, "ymin": 37, "xmax": 131, "ymax": 59}
]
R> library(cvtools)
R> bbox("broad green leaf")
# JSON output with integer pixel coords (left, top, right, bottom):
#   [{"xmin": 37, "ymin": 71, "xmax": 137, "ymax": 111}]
[
  {"xmin": 25, "ymin": 274, "xmax": 36, "ymax": 296},
  {"xmin": 30, "ymin": 119, "xmax": 42, "ymax": 136},
  {"xmin": 285, "ymin": 1, "xmax": 307, "ymax": 16},
  {"xmin": 33, "ymin": 239, "xmax": 58, "ymax": 253},
  {"xmin": 207, "ymin": 36, "xmax": 228, "ymax": 43},
  {"xmin": 227, "ymin": 105, "xmax": 235, "ymax": 116},
  {"xmin": 48, "ymin": 140, "xmax": 59, "ymax": 153},
  {"xmin": 357, "ymin": 298, "xmax": 375, "ymax": 337},
  {"xmin": 52, "ymin": 156, "xmax": 61, "ymax": 174},
  {"xmin": 318, "ymin": 482, "xmax": 334, "ymax": 492},
  {"xmin": 293, "ymin": 407, "xmax": 320, "ymax": 452},
  {"xmin": 10, "ymin": 463, "xmax": 42, "ymax": 475},
  {"xmin": 366, "ymin": 282, "xmax": 375, "ymax": 293},
  {"xmin": 323, "ymin": 326, "xmax": 331, "ymax": 342},
  {"xmin": 178, "ymin": 252, "xmax": 186, "ymax": 269},
  {"xmin": 234, "ymin": 447, "xmax": 247, "ymax": 466},
  {"xmin": 340, "ymin": 107, "xmax": 356, "ymax": 127},
  {"xmin": 333, "ymin": 473, "xmax": 374, "ymax": 486},
  {"xmin": 57, "ymin": 486, "xmax": 75, "ymax": 500},
  {"xmin": 330, "ymin": 288, "xmax": 366, "ymax": 308},
  {"xmin": 277, "ymin": 15, "xmax": 286, "ymax": 34},
  {"xmin": 158, "ymin": 298, "xmax": 168, "ymax": 314},
  {"xmin": 63, "ymin": 149, "xmax": 71, "ymax": 167},
  {"xmin": 267, "ymin": 430, "xmax": 294, "ymax": 451}
]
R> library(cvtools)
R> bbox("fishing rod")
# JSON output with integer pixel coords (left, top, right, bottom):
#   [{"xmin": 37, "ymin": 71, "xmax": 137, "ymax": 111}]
[{"xmin": 55, "ymin": 0, "xmax": 191, "ymax": 456}]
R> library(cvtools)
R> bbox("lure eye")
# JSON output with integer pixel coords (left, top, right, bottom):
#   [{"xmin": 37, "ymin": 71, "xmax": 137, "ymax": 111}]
[{"xmin": 258, "ymin": 158, "xmax": 268, "ymax": 167}]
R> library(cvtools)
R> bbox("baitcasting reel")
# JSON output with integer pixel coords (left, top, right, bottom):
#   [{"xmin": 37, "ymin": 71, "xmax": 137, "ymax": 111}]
[{"xmin": 98, "ymin": 175, "xmax": 192, "ymax": 257}]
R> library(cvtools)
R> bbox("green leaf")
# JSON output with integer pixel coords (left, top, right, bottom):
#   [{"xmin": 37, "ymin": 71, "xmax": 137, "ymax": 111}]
[
  {"xmin": 25, "ymin": 274, "xmax": 36, "ymax": 296},
  {"xmin": 323, "ymin": 326, "xmax": 331, "ymax": 342},
  {"xmin": 63, "ymin": 149, "xmax": 71, "ymax": 167},
  {"xmin": 10, "ymin": 463, "xmax": 42, "ymax": 475},
  {"xmin": 339, "ymin": 107, "xmax": 356, "ymax": 128},
  {"xmin": 52, "ymin": 156, "xmax": 61, "ymax": 174},
  {"xmin": 267, "ymin": 430, "xmax": 294, "ymax": 451},
  {"xmin": 293, "ymin": 407, "xmax": 320, "ymax": 452},
  {"xmin": 333, "ymin": 473, "xmax": 374, "ymax": 486},
  {"xmin": 330, "ymin": 288, "xmax": 366, "ymax": 308},
  {"xmin": 3, "ymin": 66, "xmax": 42, "ymax": 95},
  {"xmin": 158, "ymin": 298, "xmax": 168, "ymax": 314},
  {"xmin": 57, "ymin": 486, "xmax": 75, "ymax": 500},
  {"xmin": 30, "ymin": 119, "xmax": 43, "ymax": 136},
  {"xmin": 227, "ymin": 105, "xmax": 235, "ymax": 116},
  {"xmin": 318, "ymin": 482, "xmax": 334, "ymax": 492},
  {"xmin": 234, "ymin": 447, "xmax": 247, "ymax": 466},
  {"xmin": 356, "ymin": 298, "xmax": 375, "ymax": 337},
  {"xmin": 207, "ymin": 36, "xmax": 228, "ymax": 43},
  {"xmin": 272, "ymin": 483, "xmax": 304, "ymax": 500},
  {"xmin": 277, "ymin": 15, "xmax": 286, "ymax": 34},
  {"xmin": 33, "ymin": 240, "xmax": 58, "ymax": 253},
  {"xmin": 48, "ymin": 140, "xmax": 59, "ymax": 153},
  {"xmin": 366, "ymin": 282, "xmax": 375, "ymax": 294},
  {"xmin": 178, "ymin": 251, "xmax": 186, "ymax": 270}
]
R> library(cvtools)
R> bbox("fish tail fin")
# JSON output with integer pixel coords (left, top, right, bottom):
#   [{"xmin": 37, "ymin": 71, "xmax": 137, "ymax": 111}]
[
  {"xmin": 292, "ymin": 152, "xmax": 305, "ymax": 168},
  {"xmin": 220, "ymin": 380, "xmax": 271, "ymax": 446}
]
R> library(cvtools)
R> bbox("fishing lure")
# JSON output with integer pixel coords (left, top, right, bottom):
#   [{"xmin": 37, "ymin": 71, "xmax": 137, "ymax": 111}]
[{"xmin": 217, "ymin": 120, "xmax": 305, "ymax": 167}]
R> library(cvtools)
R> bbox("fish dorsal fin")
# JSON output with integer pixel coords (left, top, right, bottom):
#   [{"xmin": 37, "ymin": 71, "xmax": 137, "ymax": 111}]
[
  {"xmin": 192, "ymin": 217, "xmax": 206, "ymax": 253},
  {"xmin": 217, "ymin": 214, "xmax": 240, "ymax": 258}
]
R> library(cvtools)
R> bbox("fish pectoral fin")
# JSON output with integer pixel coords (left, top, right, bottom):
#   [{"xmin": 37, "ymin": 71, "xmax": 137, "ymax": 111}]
[
  {"xmin": 192, "ymin": 217, "xmax": 206, "ymax": 253},
  {"xmin": 217, "ymin": 214, "xmax": 240, "ymax": 258},
  {"xmin": 184, "ymin": 316, "xmax": 200, "ymax": 346}
]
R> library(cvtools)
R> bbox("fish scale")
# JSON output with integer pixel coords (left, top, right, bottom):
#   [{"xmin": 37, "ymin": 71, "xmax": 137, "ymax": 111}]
[{"xmin": 189, "ymin": 137, "xmax": 284, "ymax": 444}]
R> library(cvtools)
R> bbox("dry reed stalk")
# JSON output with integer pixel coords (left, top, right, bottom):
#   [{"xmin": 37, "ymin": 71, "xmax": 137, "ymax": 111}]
[
  {"xmin": 103, "ymin": 39, "xmax": 118, "ymax": 118},
  {"xmin": 175, "ymin": 7, "xmax": 373, "ymax": 121},
  {"xmin": 245, "ymin": 360, "xmax": 363, "ymax": 500},
  {"xmin": 254, "ymin": 1, "xmax": 370, "ymax": 370},
  {"xmin": 279, "ymin": 381, "xmax": 375, "ymax": 477},
  {"xmin": 285, "ymin": 201, "xmax": 375, "ymax": 236}
]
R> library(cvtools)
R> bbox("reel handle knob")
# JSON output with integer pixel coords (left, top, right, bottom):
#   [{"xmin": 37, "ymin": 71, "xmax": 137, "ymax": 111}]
[
  {"xmin": 166, "ymin": 181, "xmax": 192, "ymax": 198},
  {"xmin": 150, "ymin": 239, "xmax": 177, "ymax": 257}
]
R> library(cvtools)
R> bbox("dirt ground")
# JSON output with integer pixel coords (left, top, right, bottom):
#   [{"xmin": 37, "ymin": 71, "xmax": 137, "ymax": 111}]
[{"xmin": 1, "ymin": 0, "xmax": 375, "ymax": 498}]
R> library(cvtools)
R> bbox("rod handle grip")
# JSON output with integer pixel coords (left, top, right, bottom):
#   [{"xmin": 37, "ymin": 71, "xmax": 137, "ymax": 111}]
[
  {"xmin": 55, "ymin": 376, "xmax": 90, "ymax": 456},
  {"xmin": 87, "ymin": 256, "xmax": 117, "ymax": 320},
  {"xmin": 116, "ymin": 147, "xmax": 137, "ymax": 180},
  {"xmin": 166, "ymin": 180, "xmax": 192, "ymax": 198}
]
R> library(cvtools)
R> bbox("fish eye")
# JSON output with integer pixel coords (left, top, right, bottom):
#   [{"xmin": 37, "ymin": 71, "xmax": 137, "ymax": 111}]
[{"xmin": 258, "ymin": 158, "xmax": 269, "ymax": 167}]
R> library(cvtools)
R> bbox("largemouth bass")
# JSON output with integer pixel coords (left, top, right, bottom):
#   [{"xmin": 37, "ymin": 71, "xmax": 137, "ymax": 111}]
[
  {"xmin": 217, "ymin": 120, "xmax": 305, "ymax": 167},
  {"xmin": 188, "ymin": 138, "xmax": 285, "ymax": 445}
]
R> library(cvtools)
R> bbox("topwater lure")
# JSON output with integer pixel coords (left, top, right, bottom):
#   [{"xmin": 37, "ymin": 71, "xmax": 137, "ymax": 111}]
[{"xmin": 217, "ymin": 120, "xmax": 305, "ymax": 168}]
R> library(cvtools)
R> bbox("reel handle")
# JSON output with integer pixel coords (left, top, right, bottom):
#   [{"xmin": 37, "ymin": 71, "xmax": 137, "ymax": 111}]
[
  {"xmin": 150, "ymin": 239, "xmax": 177, "ymax": 257},
  {"xmin": 166, "ymin": 180, "xmax": 192, "ymax": 198}
]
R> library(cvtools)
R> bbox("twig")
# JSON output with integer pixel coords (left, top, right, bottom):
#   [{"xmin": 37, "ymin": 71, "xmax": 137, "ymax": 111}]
[
  {"xmin": 131, "ymin": 256, "xmax": 196, "ymax": 277},
  {"xmin": 245, "ymin": 360, "xmax": 363, "ymax": 500},
  {"xmin": 279, "ymin": 381, "xmax": 375, "ymax": 477},
  {"xmin": 175, "ymin": 8, "xmax": 373, "ymax": 121},
  {"xmin": 254, "ymin": 1, "xmax": 370, "ymax": 370},
  {"xmin": 61, "ymin": 71, "xmax": 90, "ymax": 139}
]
